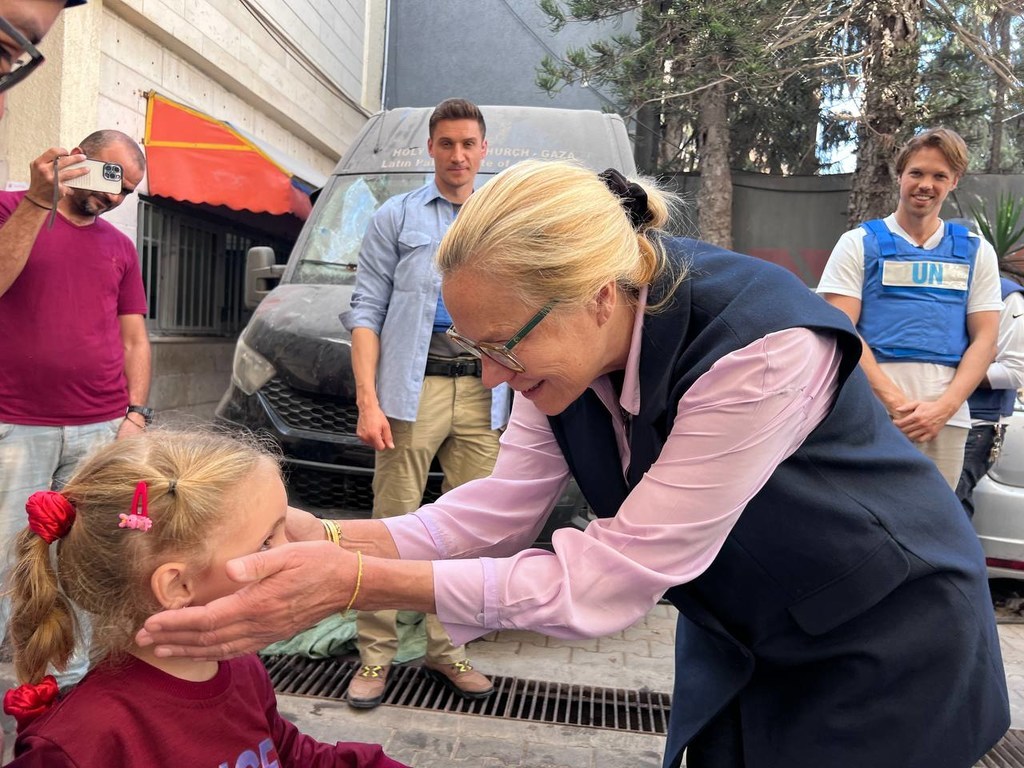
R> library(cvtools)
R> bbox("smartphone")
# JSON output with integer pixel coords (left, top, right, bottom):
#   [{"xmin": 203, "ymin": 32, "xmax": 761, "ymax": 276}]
[{"xmin": 63, "ymin": 159, "xmax": 124, "ymax": 195}]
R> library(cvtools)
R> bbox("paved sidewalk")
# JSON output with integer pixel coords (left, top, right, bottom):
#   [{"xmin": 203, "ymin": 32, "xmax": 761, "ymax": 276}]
[
  {"xmin": 1, "ymin": 607, "xmax": 1022, "ymax": 766},
  {"xmin": 307, "ymin": 603, "xmax": 678, "ymax": 767},
  {"xmin": 997, "ymin": 621, "xmax": 1024, "ymax": 730},
  {"xmin": 280, "ymin": 617, "xmax": 1024, "ymax": 768}
]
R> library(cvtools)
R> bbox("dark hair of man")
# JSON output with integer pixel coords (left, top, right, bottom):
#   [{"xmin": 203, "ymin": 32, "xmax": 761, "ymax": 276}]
[
  {"xmin": 428, "ymin": 98, "xmax": 486, "ymax": 140},
  {"xmin": 78, "ymin": 129, "xmax": 146, "ymax": 171}
]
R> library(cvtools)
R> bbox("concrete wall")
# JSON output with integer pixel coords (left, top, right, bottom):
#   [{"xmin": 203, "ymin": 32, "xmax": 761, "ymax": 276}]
[
  {"xmin": 0, "ymin": 0, "xmax": 384, "ymax": 419},
  {"xmin": 384, "ymin": 0, "xmax": 632, "ymax": 112},
  {"xmin": 671, "ymin": 172, "xmax": 1024, "ymax": 286},
  {"xmin": 1, "ymin": 0, "xmax": 376, "ymax": 185},
  {"xmin": 0, "ymin": 5, "xmax": 104, "ymax": 186},
  {"xmin": 150, "ymin": 338, "xmax": 236, "ymax": 420}
]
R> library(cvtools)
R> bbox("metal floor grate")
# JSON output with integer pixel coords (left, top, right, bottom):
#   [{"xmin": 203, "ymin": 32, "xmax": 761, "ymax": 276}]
[
  {"xmin": 980, "ymin": 730, "xmax": 1024, "ymax": 767},
  {"xmin": 263, "ymin": 655, "xmax": 671, "ymax": 735}
]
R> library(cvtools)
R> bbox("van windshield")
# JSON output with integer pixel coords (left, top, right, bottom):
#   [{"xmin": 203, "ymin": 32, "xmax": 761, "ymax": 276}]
[{"xmin": 290, "ymin": 174, "xmax": 431, "ymax": 285}]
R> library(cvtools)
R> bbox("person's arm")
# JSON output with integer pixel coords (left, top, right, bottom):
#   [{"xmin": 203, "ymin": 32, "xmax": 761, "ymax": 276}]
[
  {"xmin": 986, "ymin": 292, "xmax": 1024, "ymax": 391},
  {"xmin": 285, "ymin": 505, "xmax": 399, "ymax": 559},
  {"xmin": 137, "ymin": 328, "xmax": 840, "ymax": 656},
  {"xmin": 351, "ymin": 327, "xmax": 392, "ymax": 450},
  {"xmin": 432, "ymin": 328, "xmax": 843, "ymax": 644},
  {"xmin": 890, "ymin": 237, "xmax": 1002, "ymax": 442},
  {"xmin": 344, "ymin": 203, "xmax": 402, "ymax": 450},
  {"xmin": 817, "ymin": 229, "xmax": 910, "ymax": 416},
  {"xmin": 891, "ymin": 309, "xmax": 998, "ymax": 442},
  {"xmin": 0, "ymin": 149, "xmax": 87, "ymax": 298},
  {"xmin": 821, "ymin": 293, "xmax": 909, "ymax": 416},
  {"xmin": 117, "ymin": 313, "xmax": 152, "ymax": 438}
]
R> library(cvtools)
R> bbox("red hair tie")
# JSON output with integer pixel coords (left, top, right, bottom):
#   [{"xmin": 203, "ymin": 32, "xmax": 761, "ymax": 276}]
[
  {"xmin": 3, "ymin": 675, "xmax": 59, "ymax": 728},
  {"xmin": 25, "ymin": 491, "xmax": 76, "ymax": 543}
]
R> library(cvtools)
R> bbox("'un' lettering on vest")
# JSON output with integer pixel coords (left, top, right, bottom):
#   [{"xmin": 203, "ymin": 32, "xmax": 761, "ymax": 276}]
[{"xmin": 881, "ymin": 260, "xmax": 969, "ymax": 291}]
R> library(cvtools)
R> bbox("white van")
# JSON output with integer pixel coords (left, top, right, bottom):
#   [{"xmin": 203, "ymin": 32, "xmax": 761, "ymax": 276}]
[{"xmin": 217, "ymin": 105, "xmax": 636, "ymax": 533}]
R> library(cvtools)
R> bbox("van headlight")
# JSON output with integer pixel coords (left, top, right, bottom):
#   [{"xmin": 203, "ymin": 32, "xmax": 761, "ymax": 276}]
[{"xmin": 232, "ymin": 338, "xmax": 277, "ymax": 396}]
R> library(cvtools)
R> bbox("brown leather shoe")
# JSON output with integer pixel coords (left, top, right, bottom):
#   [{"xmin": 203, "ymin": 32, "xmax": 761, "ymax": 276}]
[
  {"xmin": 347, "ymin": 664, "xmax": 389, "ymax": 709},
  {"xmin": 423, "ymin": 658, "xmax": 494, "ymax": 700}
]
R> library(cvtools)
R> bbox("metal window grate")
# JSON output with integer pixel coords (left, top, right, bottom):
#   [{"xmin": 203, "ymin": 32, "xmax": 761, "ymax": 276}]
[
  {"xmin": 263, "ymin": 655, "xmax": 671, "ymax": 735},
  {"xmin": 980, "ymin": 730, "xmax": 1024, "ymax": 767},
  {"xmin": 136, "ymin": 199, "xmax": 291, "ymax": 336}
]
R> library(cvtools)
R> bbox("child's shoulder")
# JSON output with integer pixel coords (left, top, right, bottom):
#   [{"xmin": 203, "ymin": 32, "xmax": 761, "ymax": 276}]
[
  {"xmin": 28, "ymin": 660, "xmax": 143, "ymax": 722},
  {"xmin": 13, "ymin": 656, "xmax": 271, "ymax": 762},
  {"xmin": 228, "ymin": 654, "xmax": 275, "ymax": 691},
  {"xmin": 12, "ymin": 668, "xmax": 133, "ymax": 760}
]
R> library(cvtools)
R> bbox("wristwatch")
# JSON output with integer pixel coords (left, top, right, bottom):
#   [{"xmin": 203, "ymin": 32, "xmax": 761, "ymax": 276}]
[{"xmin": 126, "ymin": 404, "xmax": 154, "ymax": 426}]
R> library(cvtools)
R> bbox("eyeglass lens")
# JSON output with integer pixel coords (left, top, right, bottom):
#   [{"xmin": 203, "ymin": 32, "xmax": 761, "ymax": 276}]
[{"xmin": 0, "ymin": 16, "xmax": 43, "ymax": 93}]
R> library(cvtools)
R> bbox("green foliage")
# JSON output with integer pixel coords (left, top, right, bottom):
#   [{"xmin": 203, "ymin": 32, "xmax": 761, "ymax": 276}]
[
  {"xmin": 971, "ymin": 192, "xmax": 1024, "ymax": 261},
  {"xmin": 536, "ymin": 0, "xmax": 848, "ymax": 174},
  {"xmin": 537, "ymin": 0, "xmax": 1024, "ymax": 177},
  {"xmin": 918, "ymin": 3, "xmax": 1024, "ymax": 173}
]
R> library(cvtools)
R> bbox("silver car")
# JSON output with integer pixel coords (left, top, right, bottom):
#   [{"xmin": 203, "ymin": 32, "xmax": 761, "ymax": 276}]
[{"xmin": 972, "ymin": 398, "xmax": 1024, "ymax": 579}]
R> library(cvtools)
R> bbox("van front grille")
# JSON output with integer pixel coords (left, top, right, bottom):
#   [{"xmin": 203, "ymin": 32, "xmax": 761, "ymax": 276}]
[
  {"xmin": 261, "ymin": 378, "xmax": 359, "ymax": 433},
  {"xmin": 286, "ymin": 466, "xmax": 375, "ymax": 510},
  {"xmin": 286, "ymin": 465, "xmax": 444, "ymax": 512}
]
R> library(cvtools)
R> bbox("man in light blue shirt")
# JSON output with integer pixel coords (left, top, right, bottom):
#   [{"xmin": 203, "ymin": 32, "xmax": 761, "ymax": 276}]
[{"xmin": 341, "ymin": 98, "xmax": 504, "ymax": 708}]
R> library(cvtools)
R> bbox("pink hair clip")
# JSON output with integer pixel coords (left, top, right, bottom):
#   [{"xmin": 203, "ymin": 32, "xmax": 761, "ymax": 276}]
[{"xmin": 118, "ymin": 481, "xmax": 154, "ymax": 532}]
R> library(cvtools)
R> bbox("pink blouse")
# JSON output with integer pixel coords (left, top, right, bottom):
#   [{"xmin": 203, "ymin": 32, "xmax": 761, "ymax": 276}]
[{"xmin": 383, "ymin": 301, "xmax": 842, "ymax": 646}]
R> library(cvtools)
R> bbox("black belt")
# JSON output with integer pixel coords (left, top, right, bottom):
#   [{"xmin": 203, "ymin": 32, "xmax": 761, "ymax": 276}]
[{"xmin": 424, "ymin": 358, "xmax": 481, "ymax": 377}]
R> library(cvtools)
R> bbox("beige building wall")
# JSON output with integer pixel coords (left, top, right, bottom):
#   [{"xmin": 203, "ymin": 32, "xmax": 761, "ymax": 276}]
[
  {"xmin": 0, "ymin": 0, "xmax": 384, "ymax": 221},
  {"xmin": 0, "ymin": 0, "xmax": 387, "ymax": 418}
]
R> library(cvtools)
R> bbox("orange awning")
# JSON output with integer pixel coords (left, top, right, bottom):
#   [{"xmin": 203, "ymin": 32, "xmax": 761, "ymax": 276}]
[{"xmin": 142, "ymin": 92, "xmax": 326, "ymax": 220}]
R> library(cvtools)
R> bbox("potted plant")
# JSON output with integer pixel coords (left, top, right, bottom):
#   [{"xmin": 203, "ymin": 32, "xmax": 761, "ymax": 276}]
[{"xmin": 971, "ymin": 192, "xmax": 1024, "ymax": 280}]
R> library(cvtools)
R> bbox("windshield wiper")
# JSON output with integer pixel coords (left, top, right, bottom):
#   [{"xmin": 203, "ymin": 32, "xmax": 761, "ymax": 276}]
[{"xmin": 300, "ymin": 259, "xmax": 358, "ymax": 270}]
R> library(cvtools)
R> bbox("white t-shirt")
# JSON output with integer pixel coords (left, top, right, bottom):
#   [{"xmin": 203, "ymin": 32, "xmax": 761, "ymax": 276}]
[
  {"xmin": 975, "ymin": 290, "xmax": 1024, "ymax": 425},
  {"xmin": 817, "ymin": 214, "xmax": 1003, "ymax": 429}
]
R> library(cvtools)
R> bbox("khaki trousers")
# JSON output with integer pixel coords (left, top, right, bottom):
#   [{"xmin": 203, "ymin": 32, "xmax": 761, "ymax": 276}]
[
  {"xmin": 913, "ymin": 423, "xmax": 969, "ymax": 491},
  {"xmin": 356, "ymin": 373, "xmax": 501, "ymax": 666}
]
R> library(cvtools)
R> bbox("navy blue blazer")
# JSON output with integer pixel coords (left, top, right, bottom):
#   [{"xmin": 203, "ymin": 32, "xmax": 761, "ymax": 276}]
[{"xmin": 549, "ymin": 238, "xmax": 1009, "ymax": 768}]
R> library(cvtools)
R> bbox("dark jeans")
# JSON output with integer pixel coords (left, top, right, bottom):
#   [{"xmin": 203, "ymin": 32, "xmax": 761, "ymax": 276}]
[{"xmin": 955, "ymin": 423, "xmax": 1005, "ymax": 519}]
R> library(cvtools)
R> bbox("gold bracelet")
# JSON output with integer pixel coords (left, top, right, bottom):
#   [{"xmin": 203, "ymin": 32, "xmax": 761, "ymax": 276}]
[
  {"xmin": 344, "ymin": 550, "xmax": 363, "ymax": 613},
  {"xmin": 321, "ymin": 518, "xmax": 341, "ymax": 545}
]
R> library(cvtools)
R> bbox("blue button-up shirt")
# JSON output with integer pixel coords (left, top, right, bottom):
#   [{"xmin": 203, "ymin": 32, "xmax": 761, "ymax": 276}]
[{"xmin": 341, "ymin": 180, "xmax": 510, "ymax": 427}]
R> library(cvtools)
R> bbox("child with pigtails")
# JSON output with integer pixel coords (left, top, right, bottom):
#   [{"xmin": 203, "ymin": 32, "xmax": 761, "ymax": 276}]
[{"xmin": 2, "ymin": 429, "xmax": 407, "ymax": 768}]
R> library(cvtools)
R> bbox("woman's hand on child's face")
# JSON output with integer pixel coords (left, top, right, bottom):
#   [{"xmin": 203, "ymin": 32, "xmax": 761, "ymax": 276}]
[
  {"xmin": 285, "ymin": 506, "xmax": 328, "ymax": 543},
  {"xmin": 136, "ymin": 541, "xmax": 355, "ymax": 659}
]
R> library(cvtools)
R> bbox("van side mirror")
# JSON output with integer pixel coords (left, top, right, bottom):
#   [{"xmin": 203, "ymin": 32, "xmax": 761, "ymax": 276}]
[{"xmin": 245, "ymin": 246, "xmax": 285, "ymax": 309}]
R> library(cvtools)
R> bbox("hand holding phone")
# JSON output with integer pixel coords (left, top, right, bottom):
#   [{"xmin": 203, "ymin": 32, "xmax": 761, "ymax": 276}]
[
  {"xmin": 62, "ymin": 159, "xmax": 123, "ymax": 194},
  {"xmin": 26, "ymin": 148, "xmax": 85, "ymax": 197}
]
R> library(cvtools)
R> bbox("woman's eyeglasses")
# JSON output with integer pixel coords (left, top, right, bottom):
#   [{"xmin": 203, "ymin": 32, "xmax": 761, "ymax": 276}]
[
  {"xmin": 447, "ymin": 302, "xmax": 555, "ymax": 373},
  {"xmin": 0, "ymin": 16, "xmax": 44, "ymax": 94}
]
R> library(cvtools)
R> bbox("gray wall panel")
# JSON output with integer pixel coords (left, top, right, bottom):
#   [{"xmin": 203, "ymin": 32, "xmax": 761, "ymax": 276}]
[{"xmin": 385, "ymin": 0, "xmax": 632, "ymax": 112}]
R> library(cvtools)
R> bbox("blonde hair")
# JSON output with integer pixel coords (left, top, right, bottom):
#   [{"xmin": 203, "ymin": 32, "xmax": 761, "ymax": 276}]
[
  {"xmin": 436, "ymin": 159, "xmax": 682, "ymax": 313},
  {"xmin": 895, "ymin": 127, "xmax": 969, "ymax": 178},
  {"xmin": 6, "ymin": 429, "xmax": 279, "ymax": 684}
]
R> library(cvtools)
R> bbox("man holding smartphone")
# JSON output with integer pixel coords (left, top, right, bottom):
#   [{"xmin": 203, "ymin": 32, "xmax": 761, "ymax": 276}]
[{"xmin": 0, "ymin": 129, "xmax": 149, "ymax": 687}]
